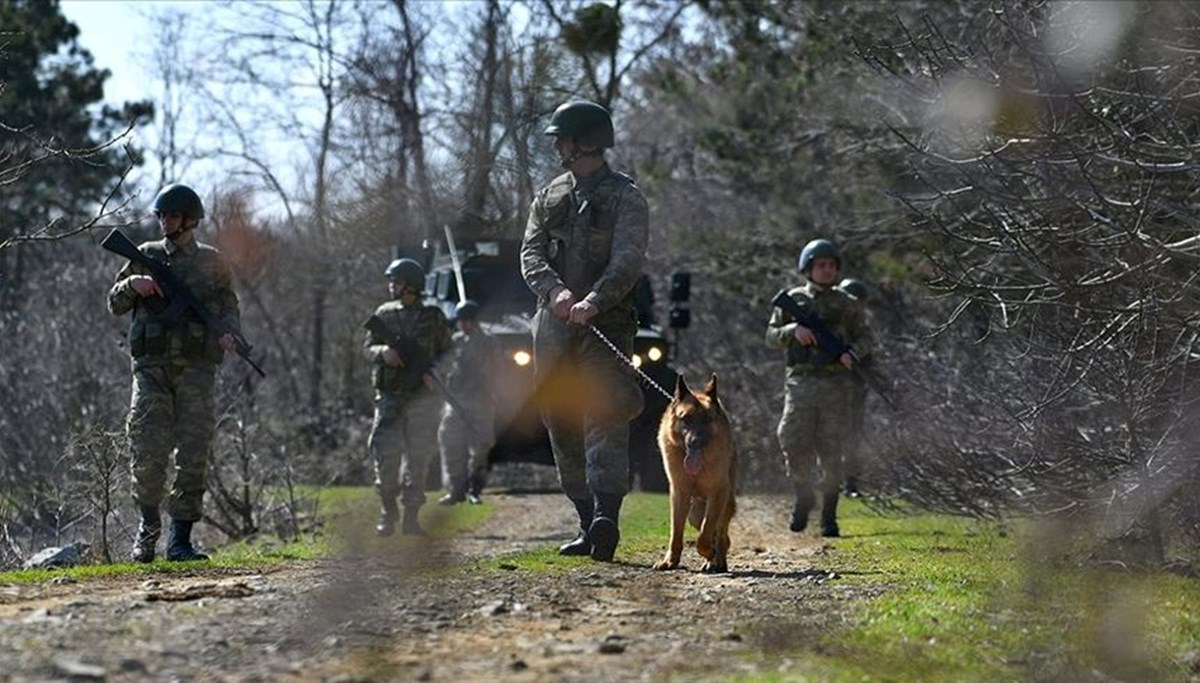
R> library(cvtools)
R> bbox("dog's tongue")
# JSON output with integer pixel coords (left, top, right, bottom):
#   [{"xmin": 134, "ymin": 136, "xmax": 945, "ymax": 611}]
[{"xmin": 683, "ymin": 448, "xmax": 703, "ymax": 475}]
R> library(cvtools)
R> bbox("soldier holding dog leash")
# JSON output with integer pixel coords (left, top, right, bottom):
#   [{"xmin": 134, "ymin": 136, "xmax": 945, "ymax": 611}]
[{"xmin": 520, "ymin": 99, "xmax": 650, "ymax": 563}]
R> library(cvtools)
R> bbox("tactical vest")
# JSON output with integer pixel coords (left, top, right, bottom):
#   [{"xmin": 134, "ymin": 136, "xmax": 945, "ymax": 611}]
[
  {"xmin": 128, "ymin": 242, "xmax": 223, "ymax": 366},
  {"xmin": 370, "ymin": 303, "xmax": 444, "ymax": 393},
  {"xmin": 785, "ymin": 287, "xmax": 851, "ymax": 372},
  {"xmin": 540, "ymin": 170, "xmax": 638, "ymax": 312}
]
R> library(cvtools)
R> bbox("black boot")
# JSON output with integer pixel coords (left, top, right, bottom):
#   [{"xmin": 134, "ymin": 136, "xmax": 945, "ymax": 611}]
[
  {"xmin": 166, "ymin": 519, "xmax": 209, "ymax": 562},
  {"xmin": 589, "ymin": 493, "xmax": 623, "ymax": 562},
  {"xmin": 131, "ymin": 505, "xmax": 161, "ymax": 564},
  {"xmin": 401, "ymin": 505, "xmax": 427, "ymax": 536},
  {"xmin": 466, "ymin": 473, "xmax": 486, "ymax": 505},
  {"xmin": 844, "ymin": 475, "xmax": 860, "ymax": 498},
  {"xmin": 820, "ymin": 491, "xmax": 840, "ymax": 538},
  {"xmin": 558, "ymin": 497, "xmax": 593, "ymax": 556},
  {"xmin": 376, "ymin": 497, "xmax": 399, "ymax": 537},
  {"xmin": 790, "ymin": 487, "xmax": 815, "ymax": 533}
]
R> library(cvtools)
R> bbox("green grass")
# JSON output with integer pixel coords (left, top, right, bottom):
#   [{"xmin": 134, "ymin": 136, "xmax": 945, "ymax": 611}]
[
  {"xmin": 773, "ymin": 501, "xmax": 1200, "ymax": 682},
  {"xmin": 0, "ymin": 487, "xmax": 493, "ymax": 585}
]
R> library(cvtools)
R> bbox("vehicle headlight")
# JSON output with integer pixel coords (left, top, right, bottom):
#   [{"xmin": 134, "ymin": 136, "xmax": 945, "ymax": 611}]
[
  {"xmin": 632, "ymin": 353, "xmax": 643, "ymax": 368},
  {"xmin": 646, "ymin": 346, "xmax": 664, "ymax": 362},
  {"xmin": 513, "ymin": 350, "xmax": 532, "ymax": 367}
]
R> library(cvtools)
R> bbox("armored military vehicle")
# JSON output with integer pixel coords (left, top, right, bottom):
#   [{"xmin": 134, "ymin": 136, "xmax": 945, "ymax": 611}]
[{"xmin": 415, "ymin": 234, "xmax": 689, "ymax": 492}]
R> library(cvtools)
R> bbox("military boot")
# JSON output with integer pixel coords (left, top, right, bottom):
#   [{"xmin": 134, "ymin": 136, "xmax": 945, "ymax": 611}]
[
  {"xmin": 401, "ymin": 505, "xmax": 427, "ymax": 536},
  {"xmin": 844, "ymin": 475, "xmax": 860, "ymax": 498},
  {"xmin": 376, "ymin": 497, "xmax": 399, "ymax": 537},
  {"xmin": 166, "ymin": 519, "xmax": 209, "ymax": 562},
  {"xmin": 790, "ymin": 487, "xmax": 815, "ymax": 533},
  {"xmin": 820, "ymin": 491, "xmax": 841, "ymax": 538},
  {"xmin": 131, "ymin": 505, "xmax": 161, "ymax": 564},
  {"xmin": 558, "ymin": 497, "xmax": 593, "ymax": 556},
  {"xmin": 589, "ymin": 493, "xmax": 623, "ymax": 562},
  {"xmin": 466, "ymin": 473, "xmax": 486, "ymax": 505}
]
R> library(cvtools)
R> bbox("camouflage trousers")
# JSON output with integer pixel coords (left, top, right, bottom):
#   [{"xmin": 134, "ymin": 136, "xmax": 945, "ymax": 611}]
[
  {"xmin": 369, "ymin": 389, "xmax": 443, "ymax": 508},
  {"xmin": 127, "ymin": 363, "xmax": 216, "ymax": 522},
  {"xmin": 776, "ymin": 371, "xmax": 857, "ymax": 495},
  {"xmin": 844, "ymin": 380, "xmax": 869, "ymax": 479},
  {"xmin": 532, "ymin": 307, "xmax": 644, "ymax": 501},
  {"xmin": 438, "ymin": 401, "xmax": 495, "ymax": 494}
]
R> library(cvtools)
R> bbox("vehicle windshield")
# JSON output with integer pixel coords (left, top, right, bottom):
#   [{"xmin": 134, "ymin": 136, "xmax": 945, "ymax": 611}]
[{"xmin": 460, "ymin": 262, "xmax": 536, "ymax": 318}]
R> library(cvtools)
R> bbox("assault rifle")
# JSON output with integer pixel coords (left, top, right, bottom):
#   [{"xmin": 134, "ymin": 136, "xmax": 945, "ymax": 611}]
[
  {"xmin": 771, "ymin": 290, "xmax": 896, "ymax": 410},
  {"xmin": 362, "ymin": 314, "xmax": 481, "ymax": 440},
  {"xmin": 101, "ymin": 228, "xmax": 265, "ymax": 377}
]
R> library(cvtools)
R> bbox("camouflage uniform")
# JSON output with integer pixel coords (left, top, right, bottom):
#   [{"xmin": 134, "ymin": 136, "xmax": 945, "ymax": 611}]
[
  {"xmin": 520, "ymin": 165, "xmax": 649, "ymax": 502},
  {"xmin": 766, "ymin": 282, "xmax": 873, "ymax": 518},
  {"xmin": 364, "ymin": 300, "xmax": 452, "ymax": 510},
  {"xmin": 438, "ymin": 327, "xmax": 499, "ymax": 498},
  {"xmin": 108, "ymin": 238, "xmax": 240, "ymax": 523}
]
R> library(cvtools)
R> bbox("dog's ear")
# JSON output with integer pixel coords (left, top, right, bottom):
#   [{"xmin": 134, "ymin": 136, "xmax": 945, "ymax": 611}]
[
  {"xmin": 703, "ymin": 373, "xmax": 718, "ymax": 399},
  {"xmin": 674, "ymin": 373, "xmax": 690, "ymax": 401}
]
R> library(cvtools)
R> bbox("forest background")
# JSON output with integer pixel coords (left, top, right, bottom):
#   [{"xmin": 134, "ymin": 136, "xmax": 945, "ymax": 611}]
[{"xmin": 3, "ymin": 0, "xmax": 1198, "ymax": 570}]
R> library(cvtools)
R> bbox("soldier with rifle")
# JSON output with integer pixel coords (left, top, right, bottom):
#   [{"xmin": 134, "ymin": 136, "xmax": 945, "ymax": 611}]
[
  {"xmin": 106, "ymin": 183, "xmax": 248, "ymax": 563},
  {"xmin": 766, "ymin": 239, "xmax": 875, "ymax": 538},
  {"xmin": 363, "ymin": 258, "xmax": 452, "ymax": 536}
]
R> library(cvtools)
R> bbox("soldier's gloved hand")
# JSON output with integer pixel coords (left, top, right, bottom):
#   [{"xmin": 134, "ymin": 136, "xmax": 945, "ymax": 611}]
[
  {"xmin": 383, "ymin": 348, "xmax": 406, "ymax": 368},
  {"xmin": 793, "ymin": 325, "xmax": 817, "ymax": 346},
  {"xmin": 550, "ymin": 285, "xmax": 577, "ymax": 319},
  {"xmin": 568, "ymin": 300, "xmax": 599, "ymax": 326},
  {"xmin": 219, "ymin": 334, "xmax": 239, "ymax": 353},
  {"xmin": 839, "ymin": 353, "xmax": 854, "ymax": 369},
  {"xmin": 129, "ymin": 275, "xmax": 163, "ymax": 298}
]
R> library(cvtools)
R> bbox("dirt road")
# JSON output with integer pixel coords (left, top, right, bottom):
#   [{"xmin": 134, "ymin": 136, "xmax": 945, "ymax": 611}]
[{"xmin": 1, "ymin": 493, "xmax": 869, "ymax": 682}]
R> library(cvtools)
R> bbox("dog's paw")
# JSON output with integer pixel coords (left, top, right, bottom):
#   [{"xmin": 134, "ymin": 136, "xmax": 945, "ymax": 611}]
[
  {"xmin": 700, "ymin": 560, "xmax": 729, "ymax": 574},
  {"xmin": 653, "ymin": 557, "xmax": 679, "ymax": 571}
]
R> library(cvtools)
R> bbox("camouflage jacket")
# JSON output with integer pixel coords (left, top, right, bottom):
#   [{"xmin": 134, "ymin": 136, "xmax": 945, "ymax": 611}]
[
  {"xmin": 520, "ymin": 164, "xmax": 649, "ymax": 322},
  {"xmin": 765, "ymin": 281, "xmax": 874, "ymax": 377},
  {"xmin": 363, "ymin": 300, "xmax": 453, "ymax": 394},
  {"xmin": 107, "ymin": 237, "xmax": 240, "ymax": 369},
  {"xmin": 444, "ymin": 328, "xmax": 499, "ymax": 402}
]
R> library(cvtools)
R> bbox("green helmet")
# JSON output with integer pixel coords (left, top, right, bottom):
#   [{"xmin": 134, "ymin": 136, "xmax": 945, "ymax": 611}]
[
  {"xmin": 454, "ymin": 300, "xmax": 481, "ymax": 322},
  {"xmin": 384, "ymin": 258, "xmax": 425, "ymax": 290},
  {"xmin": 798, "ymin": 239, "xmax": 840, "ymax": 274},
  {"xmin": 838, "ymin": 278, "xmax": 868, "ymax": 301},
  {"xmin": 544, "ymin": 100, "xmax": 614, "ymax": 148},
  {"xmin": 153, "ymin": 183, "xmax": 205, "ymax": 219}
]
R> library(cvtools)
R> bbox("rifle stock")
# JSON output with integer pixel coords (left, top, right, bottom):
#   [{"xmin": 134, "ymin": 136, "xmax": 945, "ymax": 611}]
[{"xmin": 102, "ymin": 228, "xmax": 265, "ymax": 378}]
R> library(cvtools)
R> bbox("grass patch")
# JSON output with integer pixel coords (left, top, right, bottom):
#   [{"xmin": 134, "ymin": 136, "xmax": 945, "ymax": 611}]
[
  {"xmin": 0, "ymin": 487, "xmax": 493, "ymax": 585},
  {"xmin": 792, "ymin": 501, "xmax": 1200, "ymax": 682}
]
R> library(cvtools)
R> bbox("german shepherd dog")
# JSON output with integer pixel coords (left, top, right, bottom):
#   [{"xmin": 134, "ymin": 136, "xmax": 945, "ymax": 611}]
[{"xmin": 653, "ymin": 373, "xmax": 737, "ymax": 573}]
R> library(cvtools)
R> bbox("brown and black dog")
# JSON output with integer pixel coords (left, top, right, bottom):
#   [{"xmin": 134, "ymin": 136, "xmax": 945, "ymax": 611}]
[{"xmin": 653, "ymin": 373, "xmax": 737, "ymax": 573}]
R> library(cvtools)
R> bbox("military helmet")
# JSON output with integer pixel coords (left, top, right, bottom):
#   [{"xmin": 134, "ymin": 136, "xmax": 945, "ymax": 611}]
[
  {"xmin": 838, "ymin": 278, "xmax": 868, "ymax": 301},
  {"xmin": 544, "ymin": 100, "xmax": 615, "ymax": 148},
  {"xmin": 384, "ymin": 258, "xmax": 425, "ymax": 290},
  {"xmin": 153, "ymin": 183, "xmax": 205, "ymax": 219},
  {"xmin": 454, "ymin": 299, "xmax": 481, "ymax": 322},
  {"xmin": 798, "ymin": 239, "xmax": 840, "ymax": 274}
]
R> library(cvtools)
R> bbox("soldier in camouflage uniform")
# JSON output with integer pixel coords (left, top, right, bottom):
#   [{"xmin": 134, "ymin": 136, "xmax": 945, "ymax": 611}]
[
  {"xmin": 364, "ymin": 258, "xmax": 452, "ymax": 536},
  {"xmin": 437, "ymin": 300, "xmax": 498, "ymax": 506},
  {"xmin": 836, "ymin": 277, "xmax": 871, "ymax": 497},
  {"xmin": 766, "ymin": 239, "xmax": 873, "ymax": 538},
  {"xmin": 521, "ymin": 99, "xmax": 649, "ymax": 563},
  {"xmin": 108, "ymin": 183, "xmax": 241, "ymax": 563}
]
